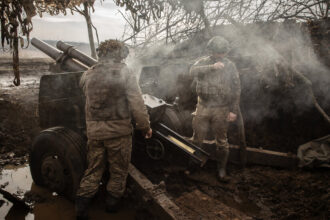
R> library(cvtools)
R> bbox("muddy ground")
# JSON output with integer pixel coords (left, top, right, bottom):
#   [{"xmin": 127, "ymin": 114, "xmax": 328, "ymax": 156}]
[
  {"xmin": 132, "ymin": 150, "xmax": 330, "ymax": 220},
  {"xmin": 0, "ymin": 58, "xmax": 329, "ymax": 219}
]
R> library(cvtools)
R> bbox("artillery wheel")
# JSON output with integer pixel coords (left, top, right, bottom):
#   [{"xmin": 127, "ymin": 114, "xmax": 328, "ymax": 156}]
[
  {"xmin": 29, "ymin": 127, "xmax": 87, "ymax": 200},
  {"xmin": 161, "ymin": 107, "xmax": 183, "ymax": 134}
]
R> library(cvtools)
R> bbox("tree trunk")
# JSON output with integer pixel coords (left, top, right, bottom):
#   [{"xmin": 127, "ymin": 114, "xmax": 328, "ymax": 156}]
[
  {"xmin": 13, "ymin": 26, "xmax": 20, "ymax": 86},
  {"xmin": 83, "ymin": 3, "xmax": 97, "ymax": 59},
  {"xmin": 199, "ymin": 2, "xmax": 211, "ymax": 39}
]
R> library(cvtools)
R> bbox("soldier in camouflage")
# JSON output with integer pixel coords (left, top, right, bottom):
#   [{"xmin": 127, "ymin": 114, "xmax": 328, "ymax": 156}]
[
  {"xmin": 75, "ymin": 40, "xmax": 152, "ymax": 220},
  {"xmin": 190, "ymin": 36, "xmax": 241, "ymax": 182}
]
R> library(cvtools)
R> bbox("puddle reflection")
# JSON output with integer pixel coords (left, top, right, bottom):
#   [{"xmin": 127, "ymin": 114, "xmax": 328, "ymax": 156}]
[{"xmin": 0, "ymin": 165, "xmax": 135, "ymax": 220}]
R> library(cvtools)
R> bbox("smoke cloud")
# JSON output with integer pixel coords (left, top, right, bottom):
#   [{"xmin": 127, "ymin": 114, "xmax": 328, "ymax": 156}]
[{"xmin": 129, "ymin": 19, "xmax": 330, "ymax": 125}]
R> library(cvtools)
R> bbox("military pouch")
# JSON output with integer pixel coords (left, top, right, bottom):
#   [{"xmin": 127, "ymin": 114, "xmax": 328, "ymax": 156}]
[
  {"xmin": 196, "ymin": 86, "xmax": 209, "ymax": 100},
  {"xmin": 208, "ymin": 86, "xmax": 218, "ymax": 96}
]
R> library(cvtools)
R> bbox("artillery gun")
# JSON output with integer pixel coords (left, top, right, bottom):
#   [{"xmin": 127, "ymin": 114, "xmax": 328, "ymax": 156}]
[
  {"xmin": 29, "ymin": 38, "xmax": 210, "ymax": 201},
  {"xmin": 29, "ymin": 38, "xmax": 298, "ymax": 202}
]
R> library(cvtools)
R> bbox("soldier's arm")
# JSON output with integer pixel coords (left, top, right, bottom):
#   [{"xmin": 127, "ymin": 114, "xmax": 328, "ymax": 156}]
[
  {"xmin": 125, "ymin": 67, "xmax": 151, "ymax": 134},
  {"xmin": 229, "ymin": 63, "xmax": 241, "ymax": 114},
  {"xmin": 189, "ymin": 58, "xmax": 214, "ymax": 78},
  {"xmin": 80, "ymin": 65, "xmax": 98, "ymax": 92}
]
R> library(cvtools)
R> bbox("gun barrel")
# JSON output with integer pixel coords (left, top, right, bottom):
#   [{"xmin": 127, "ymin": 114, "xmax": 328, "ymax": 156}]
[
  {"xmin": 56, "ymin": 41, "xmax": 97, "ymax": 67},
  {"xmin": 31, "ymin": 38, "xmax": 88, "ymax": 72}
]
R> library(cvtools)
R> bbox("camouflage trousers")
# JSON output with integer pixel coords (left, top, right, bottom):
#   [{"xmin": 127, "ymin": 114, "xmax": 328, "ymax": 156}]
[
  {"xmin": 76, "ymin": 135, "xmax": 132, "ymax": 198},
  {"xmin": 192, "ymin": 104, "xmax": 229, "ymax": 160}
]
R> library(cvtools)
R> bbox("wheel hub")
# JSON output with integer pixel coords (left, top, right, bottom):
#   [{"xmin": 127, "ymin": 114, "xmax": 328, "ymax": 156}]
[
  {"xmin": 41, "ymin": 156, "xmax": 67, "ymax": 193},
  {"xmin": 146, "ymin": 138, "xmax": 165, "ymax": 160}
]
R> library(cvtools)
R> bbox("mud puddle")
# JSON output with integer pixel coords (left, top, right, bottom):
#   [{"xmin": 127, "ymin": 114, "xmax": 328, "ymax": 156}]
[{"xmin": 0, "ymin": 164, "xmax": 135, "ymax": 220}]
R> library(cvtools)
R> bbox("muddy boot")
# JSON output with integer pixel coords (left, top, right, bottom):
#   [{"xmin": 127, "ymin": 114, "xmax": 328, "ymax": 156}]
[
  {"xmin": 106, "ymin": 193, "xmax": 120, "ymax": 213},
  {"xmin": 216, "ymin": 148, "xmax": 230, "ymax": 183},
  {"xmin": 75, "ymin": 196, "xmax": 91, "ymax": 220}
]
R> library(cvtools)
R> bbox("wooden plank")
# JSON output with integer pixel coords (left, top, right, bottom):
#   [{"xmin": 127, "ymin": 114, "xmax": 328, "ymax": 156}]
[
  {"xmin": 202, "ymin": 140, "xmax": 298, "ymax": 168},
  {"xmin": 128, "ymin": 164, "xmax": 188, "ymax": 220}
]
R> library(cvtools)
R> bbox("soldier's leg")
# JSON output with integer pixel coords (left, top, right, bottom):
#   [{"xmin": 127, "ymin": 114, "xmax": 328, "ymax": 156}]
[
  {"xmin": 192, "ymin": 104, "xmax": 211, "ymax": 149},
  {"xmin": 76, "ymin": 140, "xmax": 106, "ymax": 219},
  {"xmin": 192, "ymin": 115, "xmax": 209, "ymax": 148},
  {"xmin": 76, "ymin": 140, "xmax": 107, "ymax": 198},
  {"xmin": 105, "ymin": 135, "xmax": 132, "ymax": 197},
  {"xmin": 104, "ymin": 135, "xmax": 132, "ymax": 212},
  {"xmin": 211, "ymin": 107, "xmax": 230, "ymax": 180}
]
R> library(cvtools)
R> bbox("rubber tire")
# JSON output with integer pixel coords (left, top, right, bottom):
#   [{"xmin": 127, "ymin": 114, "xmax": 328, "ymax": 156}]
[
  {"xmin": 29, "ymin": 127, "xmax": 87, "ymax": 200},
  {"xmin": 161, "ymin": 107, "xmax": 184, "ymax": 134}
]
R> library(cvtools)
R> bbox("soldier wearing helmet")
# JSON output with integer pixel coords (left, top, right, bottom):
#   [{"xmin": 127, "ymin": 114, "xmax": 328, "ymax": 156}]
[
  {"xmin": 75, "ymin": 39, "xmax": 152, "ymax": 219},
  {"xmin": 189, "ymin": 36, "xmax": 241, "ymax": 182}
]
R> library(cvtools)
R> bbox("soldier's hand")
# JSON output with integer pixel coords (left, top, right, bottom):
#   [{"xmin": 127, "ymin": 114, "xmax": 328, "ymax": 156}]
[
  {"xmin": 213, "ymin": 61, "xmax": 224, "ymax": 70},
  {"xmin": 227, "ymin": 112, "xmax": 237, "ymax": 122},
  {"xmin": 145, "ymin": 128, "xmax": 152, "ymax": 139}
]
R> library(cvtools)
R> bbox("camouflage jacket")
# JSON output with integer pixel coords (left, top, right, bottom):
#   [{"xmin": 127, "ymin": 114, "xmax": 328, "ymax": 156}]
[
  {"xmin": 190, "ymin": 56, "xmax": 241, "ymax": 114},
  {"xmin": 80, "ymin": 60, "xmax": 150, "ymax": 140}
]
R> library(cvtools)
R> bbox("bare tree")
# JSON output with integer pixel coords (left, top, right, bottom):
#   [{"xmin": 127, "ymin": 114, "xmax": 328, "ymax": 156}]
[
  {"xmin": 119, "ymin": 0, "xmax": 329, "ymax": 47},
  {"xmin": 0, "ymin": 0, "xmax": 165, "ymax": 85},
  {"xmin": 72, "ymin": 2, "xmax": 98, "ymax": 59},
  {"xmin": 0, "ymin": 0, "xmax": 97, "ymax": 85}
]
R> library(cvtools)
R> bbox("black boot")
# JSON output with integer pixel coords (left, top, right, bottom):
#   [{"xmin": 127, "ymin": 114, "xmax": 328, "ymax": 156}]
[
  {"xmin": 216, "ymin": 148, "xmax": 230, "ymax": 183},
  {"xmin": 75, "ymin": 196, "xmax": 91, "ymax": 220},
  {"xmin": 106, "ymin": 193, "xmax": 120, "ymax": 213}
]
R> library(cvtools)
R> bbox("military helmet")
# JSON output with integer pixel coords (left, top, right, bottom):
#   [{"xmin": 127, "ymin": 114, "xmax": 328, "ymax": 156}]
[
  {"xmin": 206, "ymin": 36, "xmax": 230, "ymax": 54},
  {"xmin": 97, "ymin": 39, "xmax": 129, "ymax": 60}
]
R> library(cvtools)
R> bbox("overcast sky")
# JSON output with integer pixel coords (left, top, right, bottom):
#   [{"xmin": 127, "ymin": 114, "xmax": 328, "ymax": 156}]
[{"xmin": 31, "ymin": 1, "xmax": 126, "ymax": 42}]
